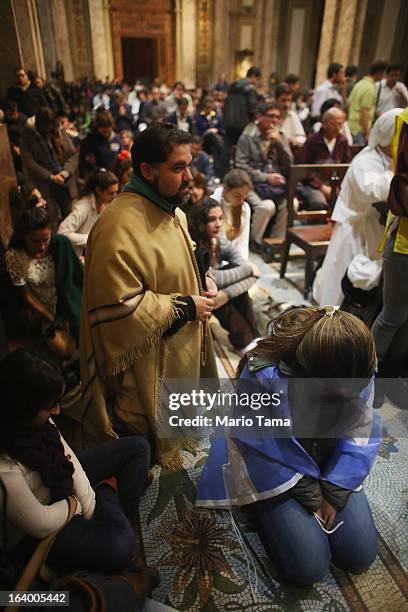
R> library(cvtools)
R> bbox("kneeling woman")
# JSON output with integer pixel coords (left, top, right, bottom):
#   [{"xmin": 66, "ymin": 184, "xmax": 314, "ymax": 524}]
[
  {"xmin": 188, "ymin": 197, "xmax": 259, "ymax": 354},
  {"xmin": 5, "ymin": 204, "xmax": 83, "ymax": 359},
  {"xmin": 0, "ymin": 350, "xmax": 151, "ymax": 578},
  {"xmin": 197, "ymin": 307, "xmax": 380, "ymax": 586}
]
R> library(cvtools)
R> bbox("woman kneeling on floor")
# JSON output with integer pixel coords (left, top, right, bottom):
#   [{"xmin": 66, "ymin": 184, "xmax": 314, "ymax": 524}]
[
  {"xmin": 0, "ymin": 350, "xmax": 156, "ymax": 593},
  {"xmin": 188, "ymin": 197, "xmax": 260, "ymax": 356},
  {"xmin": 197, "ymin": 306, "xmax": 380, "ymax": 586}
]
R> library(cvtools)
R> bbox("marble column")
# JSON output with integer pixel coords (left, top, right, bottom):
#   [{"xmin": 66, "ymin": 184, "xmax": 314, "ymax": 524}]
[
  {"xmin": 253, "ymin": 0, "xmax": 265, "ymax": 70},
  {"xmin": 0, "ymin": 1, "xmax": 21, "ymax": 92},
  {"xmin": 64, "ymin": 0, "xmax": 94, "ymax": 79},
  {"xmin": 174, "ymin": 0, "xmax": 182, "ymax": 81},
  {"xmin": 212, "ymin": 0, "xmax": 230, "ymax": 82},
  {"xmin": 315, "ymin": 0, "xmax": 338, "ymax": 86},
  {"xmin": 196, "ymin": 0, "xmax": 213, "ymax": 87},
  {"xmin": 10, "ymin": 0, "xmax": 46, "ymax": 79},
  {"xmin": 180, "ymin": 0, "xmax": 196, "ymax": 88},
  {"xmin": 333, "ymin": 0, "xmax": 368, "ymax": 66},
  {"xmin": 88, "ymin": 0, "xmax": 114, "ymax": 80},
  {"xmin": 52, "ymin": 0, "xmax": 74, "ymax": 81},
  {"xmin": 315, "ymin": 0, "xmax": 368, "ymax": 87},
  {"xmin": 261, "ymin": 0, "xmax": 276, "ymax": 84},
  {"xmin": 35, "ymin": 0, "xmax": 59, "ymax": 78}
]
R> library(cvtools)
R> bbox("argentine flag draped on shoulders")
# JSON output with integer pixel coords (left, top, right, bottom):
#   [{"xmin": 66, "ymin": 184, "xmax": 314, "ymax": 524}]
[{"xmin": 196, "ymin": 362, "xmax": 382, "ymax": 509}]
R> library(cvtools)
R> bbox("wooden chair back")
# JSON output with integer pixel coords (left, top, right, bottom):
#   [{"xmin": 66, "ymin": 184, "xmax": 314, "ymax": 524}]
[
  {"xmin": 287, "ymin": 163, "xmax": 350, "ymax": 227},
  {"xmin": 350, "ymin": 144, "xmax": 364, "ymax": 159}
]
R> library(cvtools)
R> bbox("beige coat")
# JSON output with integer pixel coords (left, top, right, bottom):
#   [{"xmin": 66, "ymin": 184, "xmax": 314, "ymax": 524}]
[{"xmin": 79, "ymin": 191, "xmax": 217, "ymax": 468}]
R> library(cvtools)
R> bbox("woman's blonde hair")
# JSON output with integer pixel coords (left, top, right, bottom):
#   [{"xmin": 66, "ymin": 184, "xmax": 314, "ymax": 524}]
[{"xmin": 244, "ymin": 306, "xmax": 376, "ymax": 379}]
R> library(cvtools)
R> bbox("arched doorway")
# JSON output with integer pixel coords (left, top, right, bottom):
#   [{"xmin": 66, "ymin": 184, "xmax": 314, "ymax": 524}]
[{"xmin": 110, "ymin": 0, "xmax": 174, "ymax": 84}]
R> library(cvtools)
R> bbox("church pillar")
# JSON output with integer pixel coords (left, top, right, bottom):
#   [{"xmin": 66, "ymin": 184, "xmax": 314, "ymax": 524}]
[
  {"xmin": 261, "ymin": 0, "xmax": 277, "ymax": 85},
  {"xmin": 51, "ymin": 0, "xmax": 75, "ymax": 82},
  {"xmin": 88, "ymin": 0, "xmax": 114, "ymax": 81},
  {"xmin": 196, "ymin": 0, "xmax": 213, "ymax": 87},
  {"xmin": 35, "ymin": 0, "xmax": 59, "ymax": 79},
  {"xmin": 174, "ymin": 0, "xmax": 182, "ymax": 81},
  {"xmin": 7, "ymin": 0, "xmax": 47, "ymax": 80},
  {"xmin": 315, "ymin": 0, "xmax": 368, "ymax": 86},
  {"xmin": 253, "ymin": 0, "xmax": 265, "ymax": 70},
  {"xmin": 180, "ymin": 0, "xmax": 196, "ymax": 88},
  {"xmin": 64, "ymin": 0, "xmax": 94, "ymax": 80},
  {"xmin": 212, "ymin": 0, "xmax": 230, "ymax": 83}
]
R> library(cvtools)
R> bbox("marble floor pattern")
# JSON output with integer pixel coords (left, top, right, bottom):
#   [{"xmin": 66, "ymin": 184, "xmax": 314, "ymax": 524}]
[{"xmin": 140, "ymin": 253, "xmax": 408, "ymax": 612}]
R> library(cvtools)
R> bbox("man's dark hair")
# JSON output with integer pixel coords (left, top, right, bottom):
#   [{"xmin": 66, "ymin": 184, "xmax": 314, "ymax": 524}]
[
  {"xmin": 369, "ymin": 59, "xmax": 388, "ymax": 76},
  {"xmin": 320, "ymin": 97, "xmax": 343, "ymax": 116},
  {"xmin": 5, "ymin": 100, "xmax": 19, "ymax": 112},
  {"xmin": 345, "ymin": 65, "xmax": 358, "ymax": 78},
  {"xmin": 285, "ymin": 73, "xmax": 299, "ymax": 85},
  {"xmin": 275, "ymin": 83, "xmax": 292, "ymax": 99},
  {"xmin": 131, "ymin": 122, "xmax": 192, "ymax": 175},
  {"xmin": 93, "ymin": 109, "xmax": 113, "ymax": 128},
  {"xmin": 387, "ymin": 62, "xmax": 403, "ymax": 74},
  {"xmin": 191, "ymin": 134, "xmax": 203, "ymax": 145},
  {"xmin": 246, "ymin": 66, "xmax": 261, "ymax": 78},
  {"xmin": 327, "ymin": 63, "xmax": 343, "ymax": 79},
  {"xmin": 262, "ymin": 102, "xmax": 280, "ymax": 114},
  {"xmin": 177, "ymin": 96, "xmax": 189, "ymax": 107},
  {"xmin": 173, "ymin": 81, "xmax": 185, "ymax": 90}
]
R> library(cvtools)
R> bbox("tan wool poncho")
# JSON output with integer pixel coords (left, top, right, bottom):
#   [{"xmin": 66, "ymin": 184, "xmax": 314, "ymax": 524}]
[{"xmin": 79, "ymin": 190, "xmax": 218, "ymax": 469}]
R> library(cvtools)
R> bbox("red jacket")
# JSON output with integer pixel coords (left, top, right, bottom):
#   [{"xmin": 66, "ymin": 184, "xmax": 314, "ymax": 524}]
[{"xmin": 300, "ymin": 129, "xmax": 351, "ymax": 188}]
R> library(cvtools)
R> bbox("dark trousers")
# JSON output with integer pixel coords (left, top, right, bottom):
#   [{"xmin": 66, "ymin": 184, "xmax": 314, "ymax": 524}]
[
  {"xmin": 250, "ymin": 490, "xmax": 377, "ymax": 587},
  {"xmin": 214, "ymin": 292, "xmax": 259, "ymax": 349},
  {"xmin": 47, "ymin": 436, "xmax": 150, "ymax": 574}
]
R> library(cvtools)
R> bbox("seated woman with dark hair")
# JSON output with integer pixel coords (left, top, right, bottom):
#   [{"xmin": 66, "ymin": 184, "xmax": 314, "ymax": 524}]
[
  {"xmin": 197, "ymin": 306, "xmax": 381, "ymax": 586},
  {"xmin": 5, "ymin": 203, "xmax": 83, "ymax": 359},
  {"xmin": 58, "ymin": 168, "xmax": 119, "ymax": 257},
  {"xmin": 188, "ymin": 197, "xmax": 259, "ymax": 355},
  {"xmin": 0, "ymin": 350, "xmax": 154, "ymax": 595}
]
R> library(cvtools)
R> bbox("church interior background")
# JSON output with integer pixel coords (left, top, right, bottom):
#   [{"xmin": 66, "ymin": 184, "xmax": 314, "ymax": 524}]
[{"xmin": 1, "ymin": 0, "xmax": 408, "ymax": 94}]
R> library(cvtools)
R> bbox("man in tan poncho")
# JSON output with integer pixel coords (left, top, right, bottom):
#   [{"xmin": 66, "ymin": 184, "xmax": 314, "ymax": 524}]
[{"xmin": 80, "ymin": 123, "xmax": 218, "ymax": 469}]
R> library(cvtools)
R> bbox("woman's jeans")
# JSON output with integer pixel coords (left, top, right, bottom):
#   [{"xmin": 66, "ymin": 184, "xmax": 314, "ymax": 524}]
[
  {"xmin": 372, "ymin": 235, "xmax": 408, "ymax": 358},
  {"xmin": 47, "ymin": 436, "xmax": 150, "ymax": 574},
  {"xmin": 250, "ymin": 490, "xmax": 377, "ymax": 586}
]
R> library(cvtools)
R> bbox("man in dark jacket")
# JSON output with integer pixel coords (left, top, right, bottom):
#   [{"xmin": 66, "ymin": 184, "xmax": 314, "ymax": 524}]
[
  {"xmin": 7, "ymin": 67, "xmax": 47, "ymax": 118},
  {"xmin": 236, "ymin": 104, "xmax": 292, "ymax": 254},
  {"xmin": 299, "ymin": 107, "xmax": 351, "ymax": 210},
  {"xmin": 79, "ymin": 110, "xmax": 122, "ymax": 177},
  {"xmin": 223, "ymin": 66, "xmax": 261, "ymax": 146}
]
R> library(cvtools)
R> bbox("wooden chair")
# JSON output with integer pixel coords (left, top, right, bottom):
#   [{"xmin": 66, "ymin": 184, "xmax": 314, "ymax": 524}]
[
  {"xmin": 279, "ymin": 163, "xmax": 349, "ymax": 298},
  {"xmin": 350, "ymin": 144, "xmax": 364, "ymax": 159}
]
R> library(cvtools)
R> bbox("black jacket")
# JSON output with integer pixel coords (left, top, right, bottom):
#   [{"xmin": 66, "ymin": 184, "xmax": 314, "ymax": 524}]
[{"xmin": 223, "ymin": 79, "xmax": 259, "ymax": 139}]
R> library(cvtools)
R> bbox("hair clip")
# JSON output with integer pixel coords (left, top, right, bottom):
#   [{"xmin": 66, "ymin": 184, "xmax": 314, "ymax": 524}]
[{"xmin": 323, "ymin": 305, "xmax": 340, "ymax": 317}]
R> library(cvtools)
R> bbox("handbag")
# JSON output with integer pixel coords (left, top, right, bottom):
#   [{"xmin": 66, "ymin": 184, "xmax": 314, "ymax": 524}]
[
  {"xmin": 254, "ymin": 181, "xmax": 286, "ymax": 201},
  {"xmin": 0, "ymin": 477, "xmax": 77, "ymax": 612}
]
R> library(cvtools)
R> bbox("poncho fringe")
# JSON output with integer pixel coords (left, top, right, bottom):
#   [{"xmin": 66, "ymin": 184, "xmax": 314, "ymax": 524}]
[{"xmin": 105, "ymin": 294, "xmax": 188, "ymax": 376}]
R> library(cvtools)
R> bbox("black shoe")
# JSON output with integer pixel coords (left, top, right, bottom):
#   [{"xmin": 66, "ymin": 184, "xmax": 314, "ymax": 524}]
[
  {"xmin": 261, "ymin": 245, "xmax": 275, "ymax": 263},
  {"xmin": 249, "ymin": 240, "xmax": 263, "ymax": 254}
]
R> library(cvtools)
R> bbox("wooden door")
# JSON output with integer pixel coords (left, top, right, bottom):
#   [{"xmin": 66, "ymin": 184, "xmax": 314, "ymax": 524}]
[{"xmin": 121, "ymin": 37, "xmax": 157, "ymax": 84}]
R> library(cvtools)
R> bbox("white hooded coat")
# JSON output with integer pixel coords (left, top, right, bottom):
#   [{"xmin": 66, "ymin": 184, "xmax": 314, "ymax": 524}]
[{"xmin": 313, "ymin": 108, "xmax": 402, "ymax": 306}]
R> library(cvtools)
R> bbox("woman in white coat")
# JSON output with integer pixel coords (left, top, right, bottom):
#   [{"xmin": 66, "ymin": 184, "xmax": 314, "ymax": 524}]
[
  {"xmin": 58, "ymin": 169, "xmax": 119, "ymax": 258},
  {"xmin": 211, "ymin": 169, "xmax": 252, "ymax": 259},
  {"xmin": 313, "ymin": 108, "xmax": 402, "ymax": 306}
]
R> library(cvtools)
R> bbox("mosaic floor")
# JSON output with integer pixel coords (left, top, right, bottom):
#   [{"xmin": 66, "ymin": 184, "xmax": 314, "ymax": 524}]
[{"xmin": 140, "ymin": 254, "xmax": 408, "ymax": 612}]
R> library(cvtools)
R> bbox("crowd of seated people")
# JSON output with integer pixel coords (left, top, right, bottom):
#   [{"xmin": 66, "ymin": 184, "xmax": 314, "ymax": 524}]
[{"xmin": 0, "ymin": 56, "xmax": 407, "ymax": 600}]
